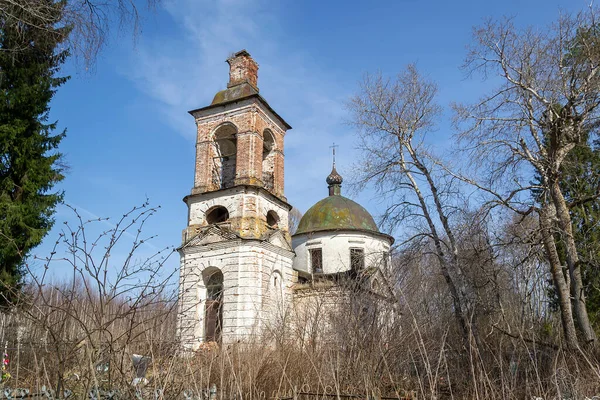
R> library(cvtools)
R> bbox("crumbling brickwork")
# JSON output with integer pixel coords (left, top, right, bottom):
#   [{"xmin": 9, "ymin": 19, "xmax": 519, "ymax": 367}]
[
  {"xmin": 190, "ymin": 51, "xmax": 288, "ymax": 201},
  {"xmin": 191, "ymin": 99, "xmax": 287, "ymax": 200},
  {"xmin": 227, "ymin": 50, "xmax": 259, "ymax": 89}
]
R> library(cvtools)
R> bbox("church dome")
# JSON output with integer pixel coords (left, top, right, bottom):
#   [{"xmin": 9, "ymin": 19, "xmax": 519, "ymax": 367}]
[
  {"xmin": 295, "ymin": 195, "xmax": 379, "ymax": 235},
  {"xmin": 292, "ymin": 162, "xmax": 394, "ymax": 277}
]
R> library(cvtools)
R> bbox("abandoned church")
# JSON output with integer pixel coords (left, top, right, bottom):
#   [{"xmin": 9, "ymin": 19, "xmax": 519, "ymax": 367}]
[{"xmin": 177, "ymin": 50, "xmax": 394, "ymax": 349}]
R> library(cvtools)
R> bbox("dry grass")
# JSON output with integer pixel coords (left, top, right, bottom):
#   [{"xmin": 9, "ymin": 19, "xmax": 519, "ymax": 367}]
[
  {"xmin": 0, "ymin": 203, "xmax": 598, "ymax": 399},
  {"xmin": 0, "ymin": 282, "xmax": 598, "ymax": 399}
]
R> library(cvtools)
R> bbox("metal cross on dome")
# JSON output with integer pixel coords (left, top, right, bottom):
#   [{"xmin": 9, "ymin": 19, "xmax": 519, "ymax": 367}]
[{"xmin": 329, "ymin": 142, "xmax": 339, "ymax": 167}]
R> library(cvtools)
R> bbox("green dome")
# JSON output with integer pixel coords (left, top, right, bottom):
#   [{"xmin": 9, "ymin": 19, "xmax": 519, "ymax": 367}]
[{"xmin": 295, "ymin": 195, "xmax": 379, "ymax": 235}]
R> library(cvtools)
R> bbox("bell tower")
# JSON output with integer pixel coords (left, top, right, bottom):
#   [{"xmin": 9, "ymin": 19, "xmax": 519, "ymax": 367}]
[
  {"xmin": 186, "ymin": 49, "xmax": 290, "ymax": 239},
  {"xmin": 178, "ymin": 50, "xmax": 295, "ymax": 348}
]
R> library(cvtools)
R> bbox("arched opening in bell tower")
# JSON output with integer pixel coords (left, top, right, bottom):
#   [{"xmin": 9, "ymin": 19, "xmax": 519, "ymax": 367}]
[
  {"xmin": 266, "ymin": 210, "xmax": 279, "ymax": 228},
  {"xmin": 262, "ymin": 129, "xmax": 276, "ymax": 190},
  {"xmin": 206, "ymin": 205, "xmax": 229, "ymax": 224},
  {"xmin": 203, "ymin": 268, "xmax": 224, "ymax": 343},
  {"xmin": 213, "ymin": 123, "xmax": 238, "ymax": 189}
]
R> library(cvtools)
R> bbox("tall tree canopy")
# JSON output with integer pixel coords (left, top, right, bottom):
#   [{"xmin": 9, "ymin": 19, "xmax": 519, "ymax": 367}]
[
  {"xmin": 0, "ymin": 0, "xmax": 69, "ymax": 304},
  {"xmin": 454, "ymin": 8, "xmax": 600, "ymax": 347}
]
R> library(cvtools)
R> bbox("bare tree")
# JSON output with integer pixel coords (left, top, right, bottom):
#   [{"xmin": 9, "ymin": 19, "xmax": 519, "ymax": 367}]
[
  {"xmin": 0, "ymin": 202, "xmax": 599, "ymax": 397},
  {"xmin": 0, "ymin": 0, "xmax": 159, "ymax": 69},
  {"xmin": 7, "ymin": 201, "xmax": 178, "ymax": 395},
  {"xmin": 497, "ymin": 213, "xmax": 553, "ymax": 328},
  {"xmin": 454, "ymin": 8, "xmax": 600, "ymax": 347},
  {"xmin": 347, "ymin": 65, "xmax": 475, "ymax": 348},
  {"xmin": 288, "ymin": 207, "xmax": 303, "ymax": 235}
]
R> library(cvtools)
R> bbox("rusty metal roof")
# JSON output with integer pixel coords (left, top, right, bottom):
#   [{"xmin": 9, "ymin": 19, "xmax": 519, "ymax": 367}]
[
  {"xmin": 188, "ymin": 84, "xmax": 292, "ymax": 130},
  {"xmin": 210, "ymin": 82, "xmax": 258, "ymax": 105},
  {"xmin": 295, "ymin": 195, "xmax": 380, "ymax": 235}
]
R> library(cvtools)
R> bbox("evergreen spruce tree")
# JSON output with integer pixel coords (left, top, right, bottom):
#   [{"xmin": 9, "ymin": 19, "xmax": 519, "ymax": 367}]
[{"xmin": 0, "ymin": 0, "xmax": 69, "ymax": 305}]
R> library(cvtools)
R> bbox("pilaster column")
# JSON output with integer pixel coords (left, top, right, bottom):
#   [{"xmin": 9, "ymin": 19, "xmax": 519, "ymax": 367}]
[
  {"xmin": 273, "ymin": 150, "xmax": 285, "ymax": 198},
  {"xmin": 193, "ymin": 140, "xmax": 216, "ymax": 194},
  {"xmin": 235, "ymin": 131, "xmax": 263, "ymax": 186}
]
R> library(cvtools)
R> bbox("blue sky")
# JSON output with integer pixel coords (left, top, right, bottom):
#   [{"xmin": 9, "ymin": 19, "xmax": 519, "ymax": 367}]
[{"xmin": 31, "ymin": 0, "xmax": 589, "ymax": 278}]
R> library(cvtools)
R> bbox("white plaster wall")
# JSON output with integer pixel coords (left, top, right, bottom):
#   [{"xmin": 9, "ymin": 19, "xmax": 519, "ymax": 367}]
[
  {"xmin": 178, "ymin": 240, "xmax": 294, "ymax": 349},
  {"xmin": 177, "ymin": 253, "xmax": 201, "ymax": 347},
  {"xmin": 291, "ymin": 285, "xmax": 400, "ymax": 346},
  {"xmin": 292, "ymin": 231, "xmax": 392, "ymax": 274},
  {"xmin": 187, "ymin": 187, "xmax": 290, "ymax": 231},
  {"xmin": 289, "ymin": 286, "xmax": 346, "ymax": 344}
]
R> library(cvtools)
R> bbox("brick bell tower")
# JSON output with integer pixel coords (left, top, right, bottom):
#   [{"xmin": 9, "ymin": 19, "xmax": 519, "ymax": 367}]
[{"xmin": 178, "ymin": 50, "xmax": 295, "ymax": 348}]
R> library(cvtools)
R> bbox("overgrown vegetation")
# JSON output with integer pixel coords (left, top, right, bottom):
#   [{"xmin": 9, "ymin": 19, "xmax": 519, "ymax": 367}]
[{"xmin": 1, "ymin": 207, "xmax": 599, "ymax": 399}]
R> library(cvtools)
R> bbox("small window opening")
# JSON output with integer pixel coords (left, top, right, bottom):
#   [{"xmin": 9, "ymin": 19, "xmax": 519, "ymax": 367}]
[
  {"xmin": 206, "ymin": 206, "xmax": 229, "ymax": 224},
  {"xmin": 274, "ymin": 276, "xmax": 278, "ymax": 287},
  {"xmin": 310, "ymin": 248, "xmax": 323, "ymax": 274},
  {"xmin": 266, "ymin": 210, "xmax": 279, "ymax": 228},
  {"xmin": 350, "ymin": 248, "xmax": 365, "ymax": 272}
]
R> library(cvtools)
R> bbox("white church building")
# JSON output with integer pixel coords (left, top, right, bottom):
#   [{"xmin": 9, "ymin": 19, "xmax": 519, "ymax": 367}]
[{"xmin": 177, "ymin": 50, "xmax": 394, "ymax": 348}]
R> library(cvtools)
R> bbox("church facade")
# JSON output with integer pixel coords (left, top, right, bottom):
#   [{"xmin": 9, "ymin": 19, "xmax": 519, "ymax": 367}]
[{"xmin": 177, "ymin": 51, "xmax": 394, "ymax": 349}]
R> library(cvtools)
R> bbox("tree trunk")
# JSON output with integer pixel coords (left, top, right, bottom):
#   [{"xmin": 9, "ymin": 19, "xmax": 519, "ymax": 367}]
[
  {"xmin": 399, "ymin": 151, "xmax": 471, "ymax": 347},
  {"xmin": 539, "ymin": 204, "xmax": 579, "ymax": 348},
  {"xmin": 549, "ymin": 180, "xmax": 597, "ymax": 345}
]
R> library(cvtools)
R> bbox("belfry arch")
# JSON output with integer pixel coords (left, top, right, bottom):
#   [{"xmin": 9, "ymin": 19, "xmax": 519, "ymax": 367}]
[
  {"xmin": 212, "ymin": 123, "xmax": 238, "ymax": 189},
  {"xmin": 262, "ymin": 129, "xmax": 276, "ymax": 190}
]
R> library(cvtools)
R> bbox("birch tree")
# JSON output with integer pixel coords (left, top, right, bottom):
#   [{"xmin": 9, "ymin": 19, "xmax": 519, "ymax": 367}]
[
  {"xmin": 347, "ymin": 65, "xmax": 475, "ymax": 348},
  {"xmin": 454, "ymin": 8, "xmax": 600, "ymax": 347}
]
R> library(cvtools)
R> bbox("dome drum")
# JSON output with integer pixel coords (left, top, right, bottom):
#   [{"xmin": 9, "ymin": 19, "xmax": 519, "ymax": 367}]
[{"xmin": 292, "ymin": 230, "xmax": 391, "ymax": 275}]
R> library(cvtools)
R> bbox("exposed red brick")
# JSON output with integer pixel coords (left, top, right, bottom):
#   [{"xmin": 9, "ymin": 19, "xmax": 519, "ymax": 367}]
[{"xmin": 227, "ymin": 50, "xmax": 259, "ymax": 89}]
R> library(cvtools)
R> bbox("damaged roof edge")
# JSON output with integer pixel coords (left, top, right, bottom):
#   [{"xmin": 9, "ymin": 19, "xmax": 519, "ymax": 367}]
[{"xmin": 292, "ymin": 228, "xmax": 395, "ymax": 245}]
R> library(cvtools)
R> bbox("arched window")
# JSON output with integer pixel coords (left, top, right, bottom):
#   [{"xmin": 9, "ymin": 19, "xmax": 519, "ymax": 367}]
[
  {"xmin": 203, "ymin": 269, "xmax": 224, "ymax": 343},
  {"xmin": 262, "ymin": 129, "xmax": 275, "ymax": 190},
  {"xmin": 206, "ymin": 206, "xmax": 229, "ymax": 224},
  {"xmin": 213, "ymin": 123, "xmax": 237, "ymax": 189},
  {"xmin": 270, "ymin": 270, "xmax": 283, "ymax": 291},
  {"xmin": 266, "ymin": 210, "xmax": 279, "ymax": 228}
]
